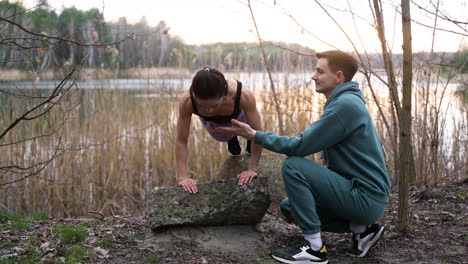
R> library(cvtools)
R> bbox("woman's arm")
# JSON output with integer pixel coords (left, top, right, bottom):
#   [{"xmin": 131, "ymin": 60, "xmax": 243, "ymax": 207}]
[
  {"xmin": 175, "ymin": 95, "xmax": 198, "ymax": 193},
  {"xmin": 241, "ymin": 88, "xmax": 263, "ymax": 171},
  {"xmin": 235, "ymin": 88, "xmax": 263, "ymax": 185}
]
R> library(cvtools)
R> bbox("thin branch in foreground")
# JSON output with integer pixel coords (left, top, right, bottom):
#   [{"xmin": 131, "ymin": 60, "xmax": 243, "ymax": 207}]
[
  {"xmin": 0, "ymin": 125, "xmax": 65, "ymax": 186},
  {"xmin": 0, "ymin": 69, "xmax": 75, "ymax": 140},
  {"xmin": 0, "ymin": 88, "xmax": 50, "ymax": 99},
  {"xmin": 389, "ymin": 2, "xmax": 468, "ymax": 37},
  {"xmin": 0, "ymin": 101, "xmax": 80, "ymax": 147},
  {"xmin": 0, "ymin": 16, "xmax": 135, "ymax": 47},
  {"xmin": 247, "ymin": 0, "xmax": 285, "ymax": 134}
]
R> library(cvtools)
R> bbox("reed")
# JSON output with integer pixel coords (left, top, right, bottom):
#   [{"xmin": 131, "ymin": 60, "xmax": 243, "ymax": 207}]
[{"xmin": 1, "ymin": 68, "xmax": 466, "ymax": 217}]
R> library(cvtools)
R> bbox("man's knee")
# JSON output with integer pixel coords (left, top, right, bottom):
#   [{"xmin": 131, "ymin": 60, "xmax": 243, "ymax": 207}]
[
  {"xmin": 281, "ymin": 156, "xmax": 305, "ymax": 177},
  {"xmin": 282, "ymin": 156, "xmax": 321, "ymax": 179}
]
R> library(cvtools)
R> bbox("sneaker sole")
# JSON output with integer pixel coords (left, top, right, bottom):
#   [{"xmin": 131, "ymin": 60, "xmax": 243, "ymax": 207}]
[
  {"xmin": 271, "ymin": 255, "xmax": 328, "ymax": 264},
  {"xmin": 357, "ymin": 226, "xmax": 385, "ymax": 257}
]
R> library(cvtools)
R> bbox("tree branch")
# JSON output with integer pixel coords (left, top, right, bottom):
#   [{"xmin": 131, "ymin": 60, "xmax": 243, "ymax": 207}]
[
  {"xmin": 0, "ymin": 69, "xmax": 75, "ymax": 140},
  {"xmin": 0, "ymin": 15, "xmax": 135, "ymax": 47}
]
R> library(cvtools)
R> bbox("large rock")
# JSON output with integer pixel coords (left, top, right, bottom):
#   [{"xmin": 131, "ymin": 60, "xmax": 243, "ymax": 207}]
[
  {"xmin": 148, "ymin": 153, "xmax": 286, "ymax": 231},
  {"xmin": 149, "ymin": 176, "xmax": 269, "ymax": 230},
  {"xmin": 216, "ymin": 153, "xmax": 287, "ymax": 214}
]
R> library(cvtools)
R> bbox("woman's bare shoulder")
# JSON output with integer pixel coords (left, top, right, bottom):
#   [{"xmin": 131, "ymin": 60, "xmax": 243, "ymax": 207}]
[
  {"xmin": 178, "ymin": 91, "xmax": 193, "ymax": 115},
  {"xmin": 238, "ymin": 82, "xmax": 257, "ymax": 109}
]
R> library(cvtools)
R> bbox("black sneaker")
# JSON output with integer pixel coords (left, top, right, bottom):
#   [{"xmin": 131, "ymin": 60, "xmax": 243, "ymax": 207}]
[
  {"xmin": 246, "ymin": 140, "xmax": 252, "ymax": 155},
  {"xmin": 271, "ymin": 239, "xmax": 328, "ymax": 264},
  {"xmin": 346, "ymin": 224, "xmax": 384, "ymax": 257},
  {"xmin": 227, "ymin": 136, "xmax": 241, "ymax": 156}
]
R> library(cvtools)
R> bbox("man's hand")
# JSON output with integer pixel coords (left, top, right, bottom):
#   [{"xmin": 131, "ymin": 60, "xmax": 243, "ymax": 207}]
[
  {"xmin": 215, "ymin": 119, "xmax": 256, "ymax": 140},
  {"xmin": 237, "ymin": 169, "xmax": 257, "ymax": 185},
  {"xmin": 179, "ymin": 178, "xmax": 198, "ymax": 194}
]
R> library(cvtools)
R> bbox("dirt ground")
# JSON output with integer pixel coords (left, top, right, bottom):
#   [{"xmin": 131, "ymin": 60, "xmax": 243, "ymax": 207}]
[{"xmin": 1, "ymin": 181, "xmax": 467, "ymax": 264}]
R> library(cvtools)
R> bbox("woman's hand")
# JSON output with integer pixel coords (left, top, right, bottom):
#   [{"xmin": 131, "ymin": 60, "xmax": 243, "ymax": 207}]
[
  {"xmin": 179, "ymin": 178, "xmax": 198, "ymax": 194},
  {"xmin": 215, "ymin": 119, "xmax": 256, "ymax": 140},
  {"xmin": 237, "ymin": 169, "xmax": 257, "ymax": 185}
]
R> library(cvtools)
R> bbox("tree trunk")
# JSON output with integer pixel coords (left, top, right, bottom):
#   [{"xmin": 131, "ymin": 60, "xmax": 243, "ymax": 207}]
[
  {"xmin": 69, "ymin": 20, "xmax": 75, "ymax": 64},
  {"xmin": 86, "ymin": 22, "xmax": 95, "ymax": 68},
  {"xmin": 158, "ymin": 34, "xmax": 167, "ymax": 67},
  {"xmin": 372, "ymin": 0, "xmax": 401, "ymax": 183},
  {"xmin": 398, "ymin": 0, "xmax": 414, "ymax": 234},
  {"xmin": 372, "ymin": 0, "xmax": 401, "ymax": 121}
]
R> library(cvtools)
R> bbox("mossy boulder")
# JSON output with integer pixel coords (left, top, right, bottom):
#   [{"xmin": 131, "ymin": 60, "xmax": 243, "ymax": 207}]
[{"xmin": 148, "ymin": 153, "xmax": 286, "ymax": 230}]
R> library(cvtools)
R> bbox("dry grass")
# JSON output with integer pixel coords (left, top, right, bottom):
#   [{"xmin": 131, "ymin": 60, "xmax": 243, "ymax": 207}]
[
  {"xmin": 0, "ymin": 67, "xmax": 192, "ymax": 81},
  {"xmin": 0, "ymin": 70, "xmax": 466, "ymax": 217}
]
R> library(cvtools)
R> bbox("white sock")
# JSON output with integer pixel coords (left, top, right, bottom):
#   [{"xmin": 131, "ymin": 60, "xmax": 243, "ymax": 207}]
[
  {"xmin": 349, "ymin": 223, "xmax": 366, "ymax": 234},
  {"xmin": 304, "ymin": 232, "xmax": 322, "ymax": 251}
]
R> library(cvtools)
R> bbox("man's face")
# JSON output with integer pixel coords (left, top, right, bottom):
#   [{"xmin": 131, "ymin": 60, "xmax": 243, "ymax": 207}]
[{"xmin": 311, "ymin": 58, "xmax": 340, "ymax": 98}]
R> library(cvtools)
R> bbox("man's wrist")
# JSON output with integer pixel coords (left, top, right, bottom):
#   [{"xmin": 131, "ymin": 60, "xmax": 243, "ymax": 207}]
[
  {"xmin": 253, "ymin": 130, "xmax": 262, "ymax": 144},
  {"xmin": 250, "ymin": 130, "xmax": 257, "ymax": 140}
]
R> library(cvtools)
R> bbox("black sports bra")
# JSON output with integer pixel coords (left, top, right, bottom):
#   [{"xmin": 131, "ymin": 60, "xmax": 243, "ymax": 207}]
[{"xmin": 190, "ymin": 80, "xmax": 242, "ymax": 124}]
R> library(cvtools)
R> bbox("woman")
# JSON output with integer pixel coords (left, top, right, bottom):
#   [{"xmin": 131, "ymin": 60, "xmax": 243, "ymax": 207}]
[{"xmin": 175, "ymin": 67, "xmax": 263, "ymax": 193}]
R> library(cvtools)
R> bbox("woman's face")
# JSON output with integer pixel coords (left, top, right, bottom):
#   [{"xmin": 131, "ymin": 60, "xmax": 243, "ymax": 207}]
[{"xmin": 194, "ymin": 96, "xmax": 224, "ymax": 114}]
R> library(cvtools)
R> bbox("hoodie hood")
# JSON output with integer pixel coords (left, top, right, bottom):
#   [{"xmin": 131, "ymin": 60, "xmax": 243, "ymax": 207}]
[{"xmin": 325, "ymin": 81, "xmax": 365, "ymax": 108}]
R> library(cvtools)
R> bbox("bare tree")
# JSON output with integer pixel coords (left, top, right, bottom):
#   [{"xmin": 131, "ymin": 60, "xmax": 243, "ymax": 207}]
[
  {"xmin": 0, "ymin": 3, "xmax": 131, "ymax": 187},
  {"xmin": 399, "ymin": 0, "xmax": 414, "ymax": 233}
]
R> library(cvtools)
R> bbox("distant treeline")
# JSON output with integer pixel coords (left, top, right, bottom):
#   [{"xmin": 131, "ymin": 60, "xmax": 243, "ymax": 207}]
[
  {"xmin": 0, "ymin": 1, "xmax": 317, "ymax": 72},
  {"xmin": 2, "ymin": 2, "xmax": 465, "ymax": 73}
]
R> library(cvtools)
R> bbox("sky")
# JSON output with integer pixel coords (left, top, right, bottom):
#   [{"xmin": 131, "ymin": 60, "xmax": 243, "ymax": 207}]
[{"xmin": 19, "ymin": 0, "xmax": 468, "ymax": 53}]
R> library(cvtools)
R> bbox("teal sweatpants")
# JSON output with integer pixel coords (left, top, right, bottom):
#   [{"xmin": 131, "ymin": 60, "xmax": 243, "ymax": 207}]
[{"xmin": 280, "ymin": 156, "xmax": 387, "ymax": 234}]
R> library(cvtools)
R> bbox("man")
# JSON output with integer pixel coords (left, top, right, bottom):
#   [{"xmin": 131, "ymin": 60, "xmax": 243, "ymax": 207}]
[{"xmin": 216, "ymin": 50, "xmax": 390, "ymax": 264}]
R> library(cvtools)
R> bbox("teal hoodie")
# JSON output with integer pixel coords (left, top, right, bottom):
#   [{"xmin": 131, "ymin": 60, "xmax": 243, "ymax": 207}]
[{"xmin": 254, "ymin": 81, "xmax": 390, "ymax": 203}]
